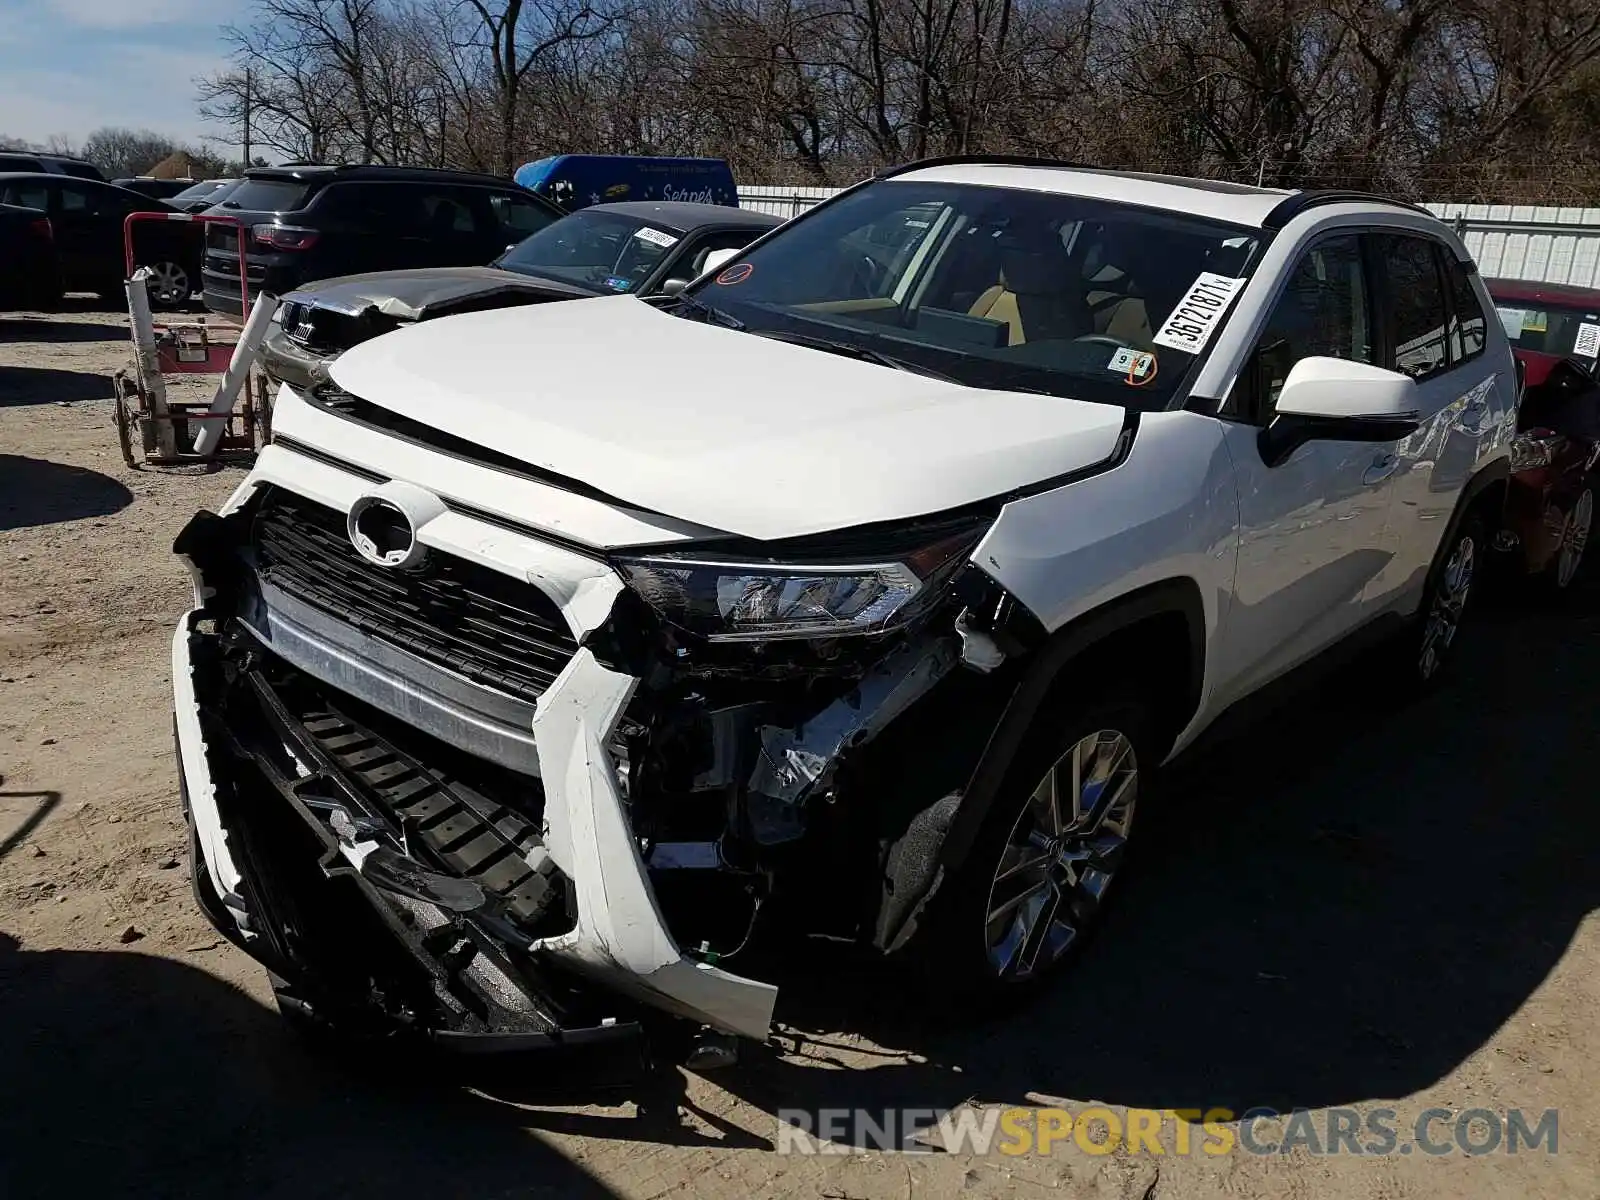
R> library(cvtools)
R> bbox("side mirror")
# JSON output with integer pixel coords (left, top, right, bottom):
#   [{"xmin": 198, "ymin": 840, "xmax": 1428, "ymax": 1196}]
[
  {"xmin": 700, "ymin": 247, "xmax": 740, "ymax": 277},
  {"xmin": 1259, "ymin": 356, "xmax": 1421, "ymax": 467},
  {"xmin": 660, "ymin": 277, "xmax": 689, "ymax": 296}
]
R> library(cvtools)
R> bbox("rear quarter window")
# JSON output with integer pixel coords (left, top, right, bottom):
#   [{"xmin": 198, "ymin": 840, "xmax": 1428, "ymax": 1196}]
[
  {"xmin": 1446, "ymin": 259, "xmax": 1487, "ymax": 364},
  {"xmin": 224, "ymin": 179, "xmax": 312, "ymax": 212}
]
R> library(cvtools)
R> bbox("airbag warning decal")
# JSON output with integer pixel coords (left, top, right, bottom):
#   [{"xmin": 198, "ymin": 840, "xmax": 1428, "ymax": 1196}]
[{"xmin": 1151, "ymin": 273, "xmax": 1247, "ymax": 354}]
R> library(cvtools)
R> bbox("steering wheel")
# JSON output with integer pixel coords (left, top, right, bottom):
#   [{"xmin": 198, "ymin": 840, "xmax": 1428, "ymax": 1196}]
[
  {"xmin": 851, "ymin": 254, "xmax": 885, "ymax": 296},
  {"xmin": 1073, "ymin": 333, "xmax": 1137, "ymax": 350}
]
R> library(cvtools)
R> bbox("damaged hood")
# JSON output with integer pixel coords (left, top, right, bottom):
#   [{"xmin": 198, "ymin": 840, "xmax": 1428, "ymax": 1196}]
[
  {"xmin": 328, "ymin": 295, "xmax": 1130, "ymax": 540},
  {"xmin": 283, "ymin": 266, "xmax": 598, "ymax": 323}
]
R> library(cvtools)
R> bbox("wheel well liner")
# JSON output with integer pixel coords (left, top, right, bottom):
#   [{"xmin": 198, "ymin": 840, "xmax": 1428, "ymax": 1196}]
[
  {"xmin": 872, "ymin": 578, "xmax": 1205, "ymax": 952},
  {"xmin": 939, "ymin": 577, "xmax": 1205, "ymax": 867}
]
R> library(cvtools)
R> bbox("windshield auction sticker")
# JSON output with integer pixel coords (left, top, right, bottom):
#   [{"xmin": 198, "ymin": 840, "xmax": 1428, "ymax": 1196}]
[
  {"xmin": 1575, "ymin": 322, "xmax": 1600, "ymax": 358},
  {"xmin": 716, "ymin": 262, "xmax": 754, "ymax": 285},
  {"xmin": 1107, "ymin": 347, "xmax": 1156, "ymax": 381},
  {"xmin": 1152, "ymin": 273, "xmax": 1248, "ymax": 354},
  {"xmin": 632, "ymin": 227, "xmax": 679, "ymax": 248}
]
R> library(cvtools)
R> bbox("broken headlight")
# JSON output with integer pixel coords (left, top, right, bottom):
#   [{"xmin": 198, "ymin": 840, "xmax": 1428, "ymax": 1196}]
[{"xmin": 616, "ymin": 526, "xmax": 982, "ymax": 642}]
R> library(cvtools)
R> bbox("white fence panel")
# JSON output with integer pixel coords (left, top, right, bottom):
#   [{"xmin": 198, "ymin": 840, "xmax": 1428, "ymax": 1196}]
[{"xmin": 737, "ymin": 185, "xmax": 839, "ymax": 218}]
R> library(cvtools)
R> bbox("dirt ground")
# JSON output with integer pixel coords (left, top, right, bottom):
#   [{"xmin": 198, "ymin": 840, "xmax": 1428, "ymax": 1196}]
[{"xmin": 2, "ymin": 306, "xmax": 1598, "ymax": 1200}]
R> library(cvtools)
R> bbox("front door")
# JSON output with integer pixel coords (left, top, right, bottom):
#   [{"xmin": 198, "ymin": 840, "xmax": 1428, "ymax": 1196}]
[{"xmin": 1213, "ymin": 232, "xmax": 1400, "ymax": 705}]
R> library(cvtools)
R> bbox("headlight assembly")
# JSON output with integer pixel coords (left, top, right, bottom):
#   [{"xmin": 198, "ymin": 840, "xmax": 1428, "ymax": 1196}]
[{"xmin": 616, "ymin": 526, "xmax": 983, "ymax": 642}]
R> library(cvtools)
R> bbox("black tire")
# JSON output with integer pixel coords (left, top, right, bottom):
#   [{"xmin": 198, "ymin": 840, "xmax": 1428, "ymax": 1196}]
[
  {"xmin": 1408, "ymin": 507, "xmax": 1488, "ymax": 687},
  {"xmin": 901, "ymin": 692, "xmax": 1156, "ymax": 1008}
]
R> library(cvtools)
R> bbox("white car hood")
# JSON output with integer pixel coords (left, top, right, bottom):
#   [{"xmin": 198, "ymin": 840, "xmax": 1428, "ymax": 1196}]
[{"xmin": 328, "ymin": 295, "xmax": 1128, "ymax": 541}]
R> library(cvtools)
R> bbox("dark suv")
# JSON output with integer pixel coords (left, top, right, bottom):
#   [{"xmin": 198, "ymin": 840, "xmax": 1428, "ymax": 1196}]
[
  {"xmin": 0, "ymin": 151, "xmax": 104, "ymax": 181},
  {"xmin": 200, "ymin": 165, "xmax": 565, "ymax": 315}
]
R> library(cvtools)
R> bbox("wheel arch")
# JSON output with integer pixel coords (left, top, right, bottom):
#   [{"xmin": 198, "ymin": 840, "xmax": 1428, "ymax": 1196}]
[
  {"xmin": 1424, "ymin": 456, "xmax": 1509, "ymax": 609},
  {"xmin": 871, "ymin": 575, "xmax": 1206, "ymax": 952}
]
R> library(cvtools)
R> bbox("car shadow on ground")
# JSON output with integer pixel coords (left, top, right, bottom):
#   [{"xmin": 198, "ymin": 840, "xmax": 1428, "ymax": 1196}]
[
  {"xmin": 8, "ymin": 582, "xmax": 1593, "ymax": 1188},
  {"xmin": 0, "ymin": 364, "xmax": 113, "ymax": 406},
  {"xmin": 0, "ymin": 311, "xmax": 127, "ymax": 343},
  {"xmin": 0, "ymin": 932, "xmax": 629, "ymax": 1198},
  {"xmin": 0, "ymin": 454, "xmax": 132, "ymax": 531},
  {"xmin": 700, "ymin": 576, "xmax": 1600, "ymax": 1132},
  {"xmin": 440, "ymin": 572, "xmax": 1600, "ymax": 1156}
]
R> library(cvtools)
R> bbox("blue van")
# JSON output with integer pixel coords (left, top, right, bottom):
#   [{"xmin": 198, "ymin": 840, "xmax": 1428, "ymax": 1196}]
[{"xmin": 513, "ymin": 155, "xmax": 737, "ymax": 212}]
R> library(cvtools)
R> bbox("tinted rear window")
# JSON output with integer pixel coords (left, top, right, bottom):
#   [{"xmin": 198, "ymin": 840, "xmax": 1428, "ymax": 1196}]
[
  {"xmin": 0, "ymin": 155, "xmax": 42, "ymax": 171},
  {"xmin": 220, "ymin": 179, "xmax": 312, "ymax": 212},
  {"xmin": 60, "ymin": 162, "xmax": 102, "ymax": 180}
]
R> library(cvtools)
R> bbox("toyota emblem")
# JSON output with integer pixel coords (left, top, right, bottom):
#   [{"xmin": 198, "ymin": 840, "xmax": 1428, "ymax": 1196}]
[{"xmin": 346, "ymin": 481, "xmax": 447, "ymax": 569}]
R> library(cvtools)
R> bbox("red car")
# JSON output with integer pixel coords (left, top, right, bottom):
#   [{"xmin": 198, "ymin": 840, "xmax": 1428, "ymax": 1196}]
[{"xmin": 1487, "ymin": 278, "xmax": 1600, "ymax": 589}]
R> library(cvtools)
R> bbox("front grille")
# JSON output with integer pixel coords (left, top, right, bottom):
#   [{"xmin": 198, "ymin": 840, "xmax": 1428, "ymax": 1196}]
[
  {"xmin": 275, "ymin": 299, "xmax": 387, "ymax": 352},
  {"xmin": 249, "ymin": 487, "xmax": 580, "ymax": 704}
]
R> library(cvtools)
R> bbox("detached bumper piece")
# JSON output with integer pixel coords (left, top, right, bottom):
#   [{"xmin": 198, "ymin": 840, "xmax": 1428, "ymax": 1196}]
[{"xmin": 184, "ymin": 623, "xmax": 640, "ymax": 1054}]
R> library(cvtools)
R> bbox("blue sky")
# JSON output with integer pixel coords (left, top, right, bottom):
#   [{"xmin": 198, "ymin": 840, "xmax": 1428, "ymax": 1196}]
[{"xmin": 0, "ymin": 0, "xmax": 243, "ymax": 150}]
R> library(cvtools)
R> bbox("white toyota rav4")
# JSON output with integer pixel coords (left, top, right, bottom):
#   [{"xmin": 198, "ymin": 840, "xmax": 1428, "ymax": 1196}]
[{"xmin": 171, "ymin": 158, "xmax": 1515, "ymax": 1052}]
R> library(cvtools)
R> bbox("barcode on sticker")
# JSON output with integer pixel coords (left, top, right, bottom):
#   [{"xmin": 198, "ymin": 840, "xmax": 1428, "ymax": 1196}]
[
  {"xmin": 633, "ymin": 226, "xmax": 679, "ymax": 248},
  {"xmin": 1152, "ymin": 273, "xmax": 1247, "ymax": 354},
  {"xmin": 1575, "ymin": 322, "xmax": 1600, "ymax": 359}
]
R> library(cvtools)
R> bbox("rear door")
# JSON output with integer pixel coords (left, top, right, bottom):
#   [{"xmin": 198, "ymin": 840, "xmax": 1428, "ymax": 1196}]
[
  {"xmin": 313, "ymin": 181, "xmax": 451, "ymax": 274},
  {"xmin": 1361, "ymin": 231, "xmax": 1499, "ymax": 613},
  {"xmin": 416, "ymin": 184, "xmax": 494, "ymax": 266}
]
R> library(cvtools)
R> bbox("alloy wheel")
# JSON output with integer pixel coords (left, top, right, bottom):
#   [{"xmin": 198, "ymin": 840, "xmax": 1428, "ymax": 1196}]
[
  {"xmin": 146, "ymin": 261, "xmax": 190, "ymax": 307},
  {"xmin": 1555, "ymin": 489, "xmax": 1593, "ymax": 589},
  {"xmin": 983, "ymin": 729, "xmax": 1138, "ymax": 982},
  {"xmin": 1419, "ymin": 532, "xmax": 1476, "ymax": 680}
]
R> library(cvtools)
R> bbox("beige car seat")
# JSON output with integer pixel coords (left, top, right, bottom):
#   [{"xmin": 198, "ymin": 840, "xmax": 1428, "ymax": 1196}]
[{"xmin": 967, "ymin": 238, "xmax": 1088, "ymax": 346}]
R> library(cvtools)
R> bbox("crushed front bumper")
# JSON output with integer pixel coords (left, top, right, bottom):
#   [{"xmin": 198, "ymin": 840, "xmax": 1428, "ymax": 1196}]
[
  {"xmin": 173, "ymin": 612, "xmax": 643, "ymax": 1050},
  {"xmin": 173, "ymin": 539, "xmax": 779, "ymax": 1044}
]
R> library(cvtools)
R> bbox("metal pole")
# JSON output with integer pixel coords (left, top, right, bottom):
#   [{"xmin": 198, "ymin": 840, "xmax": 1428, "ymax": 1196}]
[
  {"xmin": 242, "ymin": 67, "xmax": 252, "ymax": 168},
  {"xmin": 194, "ymin": 292, "xmax": 278, "ymax": 456},
  {"xmin": 127, "ymin": 271, "xmax": 177, "ymax": 460}
]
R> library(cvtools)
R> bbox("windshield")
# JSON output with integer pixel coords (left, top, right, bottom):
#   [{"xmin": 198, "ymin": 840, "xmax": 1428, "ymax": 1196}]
[
  {"xmin": 684, "ymin": 180, "xmax": 1262, "ymax": 408},
  {"xmin": 1495, "ymin": 300, "xmax": 1600, "ymax": 363},
  {"xmin": 496, "ymin": 209, "xmax": 684, "ymax": 293},
  {"xmin": 174, "ymin": 179, "xmax": 234, "ymax": 204}
]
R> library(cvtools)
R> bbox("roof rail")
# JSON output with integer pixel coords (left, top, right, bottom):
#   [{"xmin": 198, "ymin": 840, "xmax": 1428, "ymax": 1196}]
[
  {"xmin": 875, "ymin": 154, "xmax": 1107, "ymax": 181},
  {"xmin": 1261, "ymin": 189, "xmax": 1432, "ymax": 229}
]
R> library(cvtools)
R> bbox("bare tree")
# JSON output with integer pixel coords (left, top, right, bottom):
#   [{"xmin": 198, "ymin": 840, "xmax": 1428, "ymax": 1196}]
[{"xmin": 189, "ymin": 0, "xmax": 1600, "ymax": 201}]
